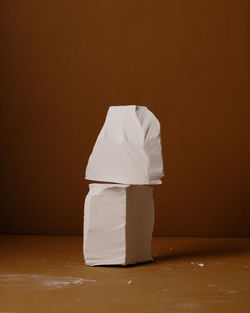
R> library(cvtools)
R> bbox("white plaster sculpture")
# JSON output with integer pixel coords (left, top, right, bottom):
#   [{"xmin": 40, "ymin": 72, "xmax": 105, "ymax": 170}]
[
  {"xmin": 84, "ymin": 184, "xmax": 154, "ymax": 266},
  {"xmin": 85, "ymin": 105, "xmax": 164, "ymax": 185},
  {"xmin": 83, "ymin": 105, "xmax": 164, "ymax": 266}
]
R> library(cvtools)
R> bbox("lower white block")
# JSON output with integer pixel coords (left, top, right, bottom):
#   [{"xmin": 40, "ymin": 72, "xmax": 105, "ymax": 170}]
[{"xmin": 83, "ymin": 183, "xmax": 154, "ymax": 266}]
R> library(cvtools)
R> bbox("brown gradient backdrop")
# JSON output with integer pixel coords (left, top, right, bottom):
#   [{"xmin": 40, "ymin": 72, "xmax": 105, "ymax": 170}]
[{"xmin": 0, "ymin": 0, "xmax": 249, "ymax": 236}]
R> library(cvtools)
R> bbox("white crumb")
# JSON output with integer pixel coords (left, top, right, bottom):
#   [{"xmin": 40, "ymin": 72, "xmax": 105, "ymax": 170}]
[{"xmin": 190, "ymin": 262, "xmax": 205, "ymax": 267}]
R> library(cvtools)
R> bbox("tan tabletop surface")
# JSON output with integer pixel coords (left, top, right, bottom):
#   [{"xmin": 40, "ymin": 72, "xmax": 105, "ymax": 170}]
[{"xmin": 0, "ymin": 236, "xmax": 250, "ymax": 313}]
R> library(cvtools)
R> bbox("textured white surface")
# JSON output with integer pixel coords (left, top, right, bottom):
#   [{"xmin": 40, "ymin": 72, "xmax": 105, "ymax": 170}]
[
  {"xmin": 85, "ymin": 105, "xmax": 164, "ymax": 185},
  {"xmin": 84, "ymin": 183, "xmax": 154, "ymax": 266}
]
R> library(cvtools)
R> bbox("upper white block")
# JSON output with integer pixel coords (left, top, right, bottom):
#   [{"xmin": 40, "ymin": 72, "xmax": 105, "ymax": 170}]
[{"xmin": 85, "ymin": 105, "xmax": 164, "ymax": 185}]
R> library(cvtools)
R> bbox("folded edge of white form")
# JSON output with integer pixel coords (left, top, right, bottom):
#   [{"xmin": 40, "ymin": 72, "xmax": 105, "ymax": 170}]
[
  {"xmin": 85, "ymin": 105, "xmax": 164, "ymax": 185},
  {"xmin": 83, "ymin": 183, "xmax": 154, "ymax": 266}
]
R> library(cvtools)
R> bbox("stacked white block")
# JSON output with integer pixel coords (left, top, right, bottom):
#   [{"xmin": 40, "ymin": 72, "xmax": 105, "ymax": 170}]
[
  {"xmin": 84, "ymin": 105, "xmax": 164, "ymax": 266},
  {"xmin": 85, "ymin": 105, "xmax": 164, "ymax": 185},
  {"xmin": 84, "ymin": 184, "xmax": 154, "ymax": 266}
]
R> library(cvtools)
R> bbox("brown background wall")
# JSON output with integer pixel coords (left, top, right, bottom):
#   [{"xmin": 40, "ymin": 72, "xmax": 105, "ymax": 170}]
[{"xmin": 0, "ymin": 0, "xmax": 249, "ymax": 236}]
